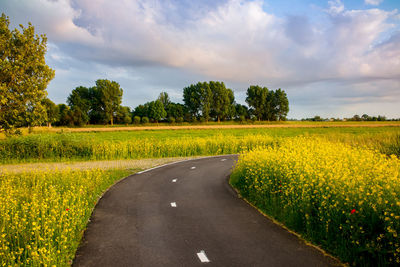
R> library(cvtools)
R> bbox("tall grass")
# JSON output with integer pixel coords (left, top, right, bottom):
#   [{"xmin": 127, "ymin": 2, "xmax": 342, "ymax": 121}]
[
  {"xmin": 0, "ymin": 134, "xmax": 275, "ymax": 163},
  {"xmin": 1, "ymin": 128, "xmax": 399, "ymax": 164},
  {"xmin": 0, "ymin": 169, "xmax": 130, "ymax": 266},
  {"xmin": 231, "ymin": 137, "xmax": 400, "ymax": 266}
]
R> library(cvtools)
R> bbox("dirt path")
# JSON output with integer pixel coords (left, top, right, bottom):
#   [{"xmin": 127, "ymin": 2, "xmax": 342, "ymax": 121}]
[
  {"xmin": 29, "ymin": 122, "xmax": 400, "ymax": 133},
  {"xmin": 0, "ymin": 157, "xmax": 202, "ymax": 174}
]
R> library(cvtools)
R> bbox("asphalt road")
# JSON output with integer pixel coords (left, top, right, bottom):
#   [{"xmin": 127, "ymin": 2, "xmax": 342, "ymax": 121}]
[{"xmin": 73, "ymin": 155, "xmax": 339, "ymax": 267}]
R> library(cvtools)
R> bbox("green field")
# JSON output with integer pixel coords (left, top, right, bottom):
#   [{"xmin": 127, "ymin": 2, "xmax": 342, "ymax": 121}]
[{"xmin": 1, "ymin": 125, "xmax": 399, "ymax": 164}]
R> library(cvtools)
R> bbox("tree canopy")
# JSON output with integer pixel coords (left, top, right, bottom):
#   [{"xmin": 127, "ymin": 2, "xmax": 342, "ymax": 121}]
[
  {"xmin": 0, "ymin": 13, "xmax": 55, "ymax": 133},
  {"xmin": 246, "ymin": 86, "xmax": 289, "ymax": 121}
]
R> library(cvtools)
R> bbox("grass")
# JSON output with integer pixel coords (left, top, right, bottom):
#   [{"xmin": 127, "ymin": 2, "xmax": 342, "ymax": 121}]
[
  {"xmin": 1, "ymin": 126, "xmax": 399, "ymax": 164},
  {"xmin": 230, "ymin": 137, "xmax": 400, "ymax": 266},
  {"xmin": 0, "ymin": 156, "xmax": 201, "ymax": 174},
  {"xmin": 1, "ymin": 121, "xmax": 399, "ymax": 139}
]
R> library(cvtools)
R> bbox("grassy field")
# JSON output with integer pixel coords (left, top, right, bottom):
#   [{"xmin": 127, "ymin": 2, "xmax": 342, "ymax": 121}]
[
  {"xmin": 1, "ymin": 121, "xmax": 399, "ymax": 138},
  {"xmin": 230, "ymin": 137, "xmax": 400, "ymax": 266},
  {"xmin": 1, "ymin": 123, "xmax": 399, "ymax": 266},
  {"xmin": 1, "ymin": 125, "xmax": 399, "ymax": 164}
]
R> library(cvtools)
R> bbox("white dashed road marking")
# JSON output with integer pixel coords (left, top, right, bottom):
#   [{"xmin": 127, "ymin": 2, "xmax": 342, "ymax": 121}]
[
  {"xmin": 221, "ymin": 159, "xmax": 227, "ymax": 161},
  {"xmin": 172, "ymin": 179, "xmax": 177, "ymax": 183},
  {"xmin": 191, "ymin": 166, "xmax": 196, "ymax": 169},
  {"xmin": 197, "ymin": 250, "xmax": 210, "ymax": 263},
  {"xmin": 170, "ymin": 202, "xmax": 177, "ymax": 207}
]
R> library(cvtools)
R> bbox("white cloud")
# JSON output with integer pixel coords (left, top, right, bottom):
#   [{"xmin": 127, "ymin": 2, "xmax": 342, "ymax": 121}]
[
  {"xmin": 327, "ymin": 0, "xmax": 345, "ymax": 15},
  {"xmin": 1, "ymin": 0, "xmax": 399, "ymax": 118},
  {"xmin": 365, "ymin": 0, "xmax": 384, "ymax": 6}
]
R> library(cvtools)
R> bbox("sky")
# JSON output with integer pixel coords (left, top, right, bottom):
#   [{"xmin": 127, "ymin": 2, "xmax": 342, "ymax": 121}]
[{"xmin": 1, "ymin": 0, "xmax": 400, "ymax": 119}]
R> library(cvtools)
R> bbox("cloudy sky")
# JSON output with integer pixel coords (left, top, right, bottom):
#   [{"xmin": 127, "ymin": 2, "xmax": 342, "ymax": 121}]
[{"xmin": 1, "ymin": 0, "xmax": 400, "ymax": 119}]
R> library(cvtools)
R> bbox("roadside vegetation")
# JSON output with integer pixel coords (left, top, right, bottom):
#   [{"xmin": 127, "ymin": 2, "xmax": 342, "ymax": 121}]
[
  {"xmin": 230, "ymin": 137, "xmax": 400, "ymax": 266},
  {"xmin": 0, "ymin": 169, "xmax": 131, "ymax": 266},
  {"xmin": 1, "ymin": 126, "xmax": 399, "ymax": 164}
]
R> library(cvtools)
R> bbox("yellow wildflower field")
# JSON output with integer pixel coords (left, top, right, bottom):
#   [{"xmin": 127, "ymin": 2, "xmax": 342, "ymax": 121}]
[
  {"xmin": 0, "ymin": 169, "xmax": 129, "ymax": 266},
  {"xmin": 231, "ymin": 137, "xmax": 400, "ymax": 266}
]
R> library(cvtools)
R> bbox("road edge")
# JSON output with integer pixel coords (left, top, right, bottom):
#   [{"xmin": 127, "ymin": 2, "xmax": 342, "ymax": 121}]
[
  {"xmin": 72, "ymin": 154, "xmax": 238, "ymax": 265},
  {"xmin": 227, "ymin": 175, "xmax": 345, "ymax": 267}
]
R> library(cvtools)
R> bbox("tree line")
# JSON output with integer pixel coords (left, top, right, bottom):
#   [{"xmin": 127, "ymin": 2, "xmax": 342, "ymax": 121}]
[
  {"xmin": 47, "ymin": 80, "xmax": 290, "ymax": 126},
  {"xmin": 302, "ymin": 114, "xmax": 397, "ymax": 122}
]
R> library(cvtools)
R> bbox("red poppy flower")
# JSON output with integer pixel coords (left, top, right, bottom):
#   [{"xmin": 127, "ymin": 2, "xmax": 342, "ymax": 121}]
[
  {"xmin": 351, "ymin": 209, "xmax": 356, "ymax": 214},
  {"xmin": 66, "ymin": 208, "xmax": 69, "ymax": 211}
]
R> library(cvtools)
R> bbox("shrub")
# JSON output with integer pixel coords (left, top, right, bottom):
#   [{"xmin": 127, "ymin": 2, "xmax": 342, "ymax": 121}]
[
  {"xmin": 133, "ymin": 116, "xmax": 141, "ymax": 124},
  {"xmin": 168, "ymin": 117, "xmax": 175, "ymax": 123},
  {"xmin": 141, "ymin": 117, "xmax": 149, "ymax": 124}
]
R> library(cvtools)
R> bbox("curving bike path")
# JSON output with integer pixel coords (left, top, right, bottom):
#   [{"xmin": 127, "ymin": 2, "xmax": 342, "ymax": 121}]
[{"xmin": 73, "ymin": 155, "xmax": 340, "ymax": 267}]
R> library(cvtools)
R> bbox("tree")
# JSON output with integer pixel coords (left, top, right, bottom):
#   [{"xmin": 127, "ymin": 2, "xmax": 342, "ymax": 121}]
[
  {"xmin": 42, "ymin": 98, "xmax": 58, "ymax": 127},
  {"xmin": 273, "ymin": 89, "xmax": 289, "ymax": 121},
  {"xmin": 209, "ymin": 81, "xmax": 232, "ymax": 122},
  {"xmin": 133, "ymin": 116, "xmax": 141, "ymax": 124},
  {"xmin": 352, "ymin": 115, "xmax": 361, "ymax": 121},
  {"xmin": 115, "ymin": 106, "xmax": 132, "ymax": 124},
  {"xmin": 264, "ymin": 90, "xmax": 275, "ymax": 121},
  {"xmin": 0, "ymin": 13, "xmax": 55, "ymax": 133},
  {"xmin": 166, "ymin": 103, "xmax": 185, "ymax": 119},
  {"xmin": 246, "ymin": 86, "xmax": 267, "ymax": 121},
  {"xmin": 95, "ymin": 79, "xmax": 123, "ymax": 125},
  {"xmin": 199, "ymin": 82, "xmax": 212, "ymax": 122},
  {"xmin": 361, "ymin": 114, "xmax": 370, "ymax": 121},
  {"xmin": 56, "ymin": 104, "xmax": 73, "ymax": 126},
  {"xmin": 183, "ymin": 83, "xmax": 202, "ymax": 119},
  {"xmin": 87, "ymin": 86, "xmax": 105, "ymax": 124},
  {"xmin": 148, "ymin": 100, "xmax": 166, "ymax": 123},
  {"xmin": 235, "ymin": 104, "xmax": 249, "ymax": 119},
  {"xmin": 158, "ymin": 92, "xmax": 171, "ymax": 109},
  {"xmin": 132, "ymin": 104, "xmax": 148, "ymax": 119},
  {"xmin": 67, "ymin": 86, "xmax": 91, "ymax": 125}
]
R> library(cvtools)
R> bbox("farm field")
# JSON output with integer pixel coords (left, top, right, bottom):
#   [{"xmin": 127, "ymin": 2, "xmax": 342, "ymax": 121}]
[
  {"xmin": 1, "ymin": 120, "xmax": 399, "ymax": 137},
  {"xmin": 230, "ymin": 137, "xmax": 400, "ymax": 266},
  {"xmin": 1, "ymin": 124, "xmax": 400, "ymax": 164},
  {"xmin": 1, "ymin": 123, "xmax": 399, "ymax": 266}
]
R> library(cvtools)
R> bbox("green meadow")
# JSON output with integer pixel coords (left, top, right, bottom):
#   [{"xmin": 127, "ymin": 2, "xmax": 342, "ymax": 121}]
[{"xmin": 1, "ymin": 125, "xmax": 399, "ymax": 164}]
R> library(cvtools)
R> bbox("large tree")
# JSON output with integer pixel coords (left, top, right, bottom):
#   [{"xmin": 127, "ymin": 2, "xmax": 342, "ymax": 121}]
[
  {"xmin": 0, "ymin": 13, "xmax": 55, "ymax": 133},
  {"xmin": 115, "ymin": 106, "xmax": 132, "ymax": 125},
  {"xmin": 166, "ymin": 102, "xmax": 185, "ymax": 119},
  {"xmin": 273, "ymin": 88, "xmax": 289, "ymax": 121},
  {"xmin": 42, "ymin": 98, "xmax": 58, "ymax": 127},
  {"xmin": 67, "ymin": 86, "xmax": 91, "ymax": 125},
  {"xmin": 184, "ymin": 81, "xmax": 234, "ymax": 122},
  {"xmin": 148, "ymin": 100, "xmax": 166, "ymax": 123},
  {"xmin": 158, "ymin": 92, "xmax": 171, "ymax": 109},
  {"xmin": 183, "ymin": 83, "xmax": 202, "ymax": 119},
  {"xmin": 209, "ymin": 81, "xmax": 234, "ymax": 122},
  {"xmin": 246, "ymin": 85, "xmax": 267, "ymax": 121},
  {"xmin": 95, "ymin": 79, "xmax": 123, "ymax": 125},
  {"xmin": 132, "ymin": 104, "xmax": 149, "ymax": 119}
]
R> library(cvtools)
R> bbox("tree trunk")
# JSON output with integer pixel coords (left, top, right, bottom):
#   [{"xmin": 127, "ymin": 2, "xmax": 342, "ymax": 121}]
[{"xmin": 110, "ymin": 116, "xmax": 113, "ymax": 126}]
